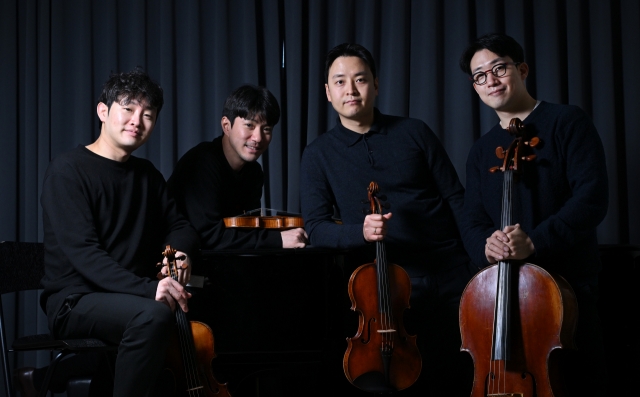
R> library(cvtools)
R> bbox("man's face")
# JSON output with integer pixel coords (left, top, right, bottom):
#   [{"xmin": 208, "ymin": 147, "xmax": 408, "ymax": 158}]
[
  {"xmin": 221, "ymin": 115, "xmax": 273, "ymax": 170},
  {"xmin": 97, "ymin": 98, "xmax": 157, "ymax": 155},
  {"xmin": 325, "ymin": 56, "xmax": 378, "ymax": 124},
  {"xmin": 470, "ymin": 49, "xmax": 528, "ymax": 112}
]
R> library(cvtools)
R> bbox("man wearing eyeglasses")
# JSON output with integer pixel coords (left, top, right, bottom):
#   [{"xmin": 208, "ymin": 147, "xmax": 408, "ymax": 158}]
[{"xmin": 459, "ymin": 33, "xmax": 608, "ymax": 396}]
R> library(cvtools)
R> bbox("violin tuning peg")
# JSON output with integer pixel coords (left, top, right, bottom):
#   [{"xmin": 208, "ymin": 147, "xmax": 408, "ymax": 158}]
[
  {"xmin": 527, "ymin": 137, "xmax": 540, "ymax": 147},
  {"xmin": 495, "ymin": 147, "xmax": 506, "ymax": 159}
]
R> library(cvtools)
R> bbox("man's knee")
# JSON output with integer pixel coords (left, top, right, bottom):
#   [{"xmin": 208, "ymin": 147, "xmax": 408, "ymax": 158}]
[{"xmin": 125, "ymin": 301, "xmax": 174, "ymax": 341}]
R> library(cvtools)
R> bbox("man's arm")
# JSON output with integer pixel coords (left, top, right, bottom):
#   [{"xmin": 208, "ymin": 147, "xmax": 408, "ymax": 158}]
[
  {"xmin": 42, "ymin": 171, "xmax": 160, "ymax": 298},
  {"xmin": 300, "ymin": 145, "xmax": 368, "ymax": 249},
  {"xmin": 168, "ymin": 149, "xmax": 285, "ymax": 250},
  {"xmin": 526, "ymin": 110, "xmax": 608, "ymax": 258}
]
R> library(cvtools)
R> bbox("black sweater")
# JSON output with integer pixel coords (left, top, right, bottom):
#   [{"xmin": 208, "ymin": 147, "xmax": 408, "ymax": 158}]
[
  {"xmin": 300, "ymin": 109, "xmax": 469, "ymax": 276},
  {"xmin": 168, "ymin": 136, "xmax": 282, "ymax": 250},
  {"xmin": 40, "ymin": 146, "xmax": 199, "ymax": 330},
  {"xmin": 461, "ymin": 102, "xmax": 608, "ymax": 284}
]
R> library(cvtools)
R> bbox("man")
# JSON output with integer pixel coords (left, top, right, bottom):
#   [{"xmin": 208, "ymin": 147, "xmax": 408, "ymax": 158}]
[
  {"xmin": 459, "ymin": 33, "xmax": 608, "ymax": 395},
  {"xmin": 300, "ymin": 43, "xmax": 475, "ymax": 395},
  {"xmin": 168, "ymin": 85, "xmax": 307, "ymax": 250},
  {"xmin": 32, "ymin": 68, "xmax": 199, "ymax": 397}
]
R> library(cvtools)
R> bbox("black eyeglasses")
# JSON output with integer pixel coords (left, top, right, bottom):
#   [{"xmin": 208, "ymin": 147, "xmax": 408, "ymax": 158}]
[{"xmin": 470, "ymin": 62, "xmax": 522, "ymax": 85}]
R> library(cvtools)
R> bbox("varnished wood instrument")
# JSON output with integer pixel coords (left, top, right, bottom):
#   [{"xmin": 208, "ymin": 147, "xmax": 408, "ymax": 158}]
[
  {"xmin": 159, "ymin": 245, "xmax": 232, "ymax": 397},
  {"xmin": 459, "ymin": 119, "xmax": 578, "ymax": 397},
  {"xmin": 343, "ymin": 182, "xmax": 422, "ymax": 393}
]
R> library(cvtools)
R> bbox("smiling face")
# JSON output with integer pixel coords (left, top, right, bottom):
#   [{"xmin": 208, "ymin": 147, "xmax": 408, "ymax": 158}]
[
  {"xmin": 95, "ymin": 97, "xmax": 157, "ymax": 159},
  {"xmin": 325, "ymin": 56, "xmax": 378, "ymax": 131},
  {"xmin": 470, "ymin": 49, "xmax": 529, "ymax": 113},
  {"xmin": 221, "ymin": 115, "xmax": 273, "ymax": 171}
]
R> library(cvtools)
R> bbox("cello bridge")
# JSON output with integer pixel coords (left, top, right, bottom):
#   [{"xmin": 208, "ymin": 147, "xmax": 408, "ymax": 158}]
[{"xmin": 376, "ymin": 329, "xmax": 396, "ymax": 333}]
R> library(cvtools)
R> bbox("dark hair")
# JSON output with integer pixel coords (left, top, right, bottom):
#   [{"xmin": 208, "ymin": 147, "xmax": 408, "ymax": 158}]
[
  {"xmin": 325, "ymin": 43, "xmax": 377, "ymax": 83},
  {"xmin": 98, "ymin": 67, "xmax": 164, "ymax": 113},
  {"xmin": 459, "ymin": 33, "xmax": 525, "ymax": 75},
  {"xmin": 222, "ymin": 85, "xmax": 280, "ymax": 127}
]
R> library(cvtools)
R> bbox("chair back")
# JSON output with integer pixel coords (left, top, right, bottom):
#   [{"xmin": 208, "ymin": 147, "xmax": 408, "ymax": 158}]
[{"xmin": 0, "ymin": 241, "xmax": 45, "ymax": 295}]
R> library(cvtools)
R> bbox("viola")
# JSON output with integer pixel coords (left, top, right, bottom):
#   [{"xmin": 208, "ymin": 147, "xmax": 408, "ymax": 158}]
[
  {"xmin": 343, "ymin": 182, "xmax": 422, "ymax": 393},
  {"xmin": 223, "ymin": 208, "xmax": 303, "ymax": 230},
  {"xmin": 459, "ymin": 119, "xmax": 578, "ymax": 397},
  {"xmin": 159, "ymin": 245, "xmax": 231, "ymax": 397}
]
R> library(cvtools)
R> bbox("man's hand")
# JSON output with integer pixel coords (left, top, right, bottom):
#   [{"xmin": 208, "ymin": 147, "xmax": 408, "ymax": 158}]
[
  {"xmin": 502, "ymin": 224, "xmax": 535, "ymax": 260},
  {"xmin": 281, "ymin": 228, "xmax": 308, "ymax": 248},
  {"xmin": 363, "ymin": 213, "xmax": 392, "ymax": 242},
  {"xmin": 160, "ymin": 251, "xmax": 192, "ymax": 286},
  {"xmin": 156, "ymin": 277, "xmax": 191, "ymax": 312},
  {"xmin": 485, "ymin": 223, "xmax": 535, "ymax": 263}
]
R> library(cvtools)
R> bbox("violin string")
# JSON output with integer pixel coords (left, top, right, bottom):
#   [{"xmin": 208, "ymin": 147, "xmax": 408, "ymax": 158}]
[
  {"xmin": 169, "ymin": 255, "xmax": 201, "ymax": 395},
  {"xmin": 378, "ymin": 240, "xmax": 392, "ymax": 350}
]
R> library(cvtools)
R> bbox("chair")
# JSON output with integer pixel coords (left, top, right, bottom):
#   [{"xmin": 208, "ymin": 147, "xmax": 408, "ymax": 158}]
[{"xmin": 0, "ymin": 241, "xmax": 116, "ymax": 397}]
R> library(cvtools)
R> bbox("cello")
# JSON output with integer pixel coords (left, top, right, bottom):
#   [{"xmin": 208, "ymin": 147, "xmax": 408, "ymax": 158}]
[
  {"xmin": 159, "ymin": 245, "xmax": 232, "ymax": 397},
  {"xmin": 459, "ymin": 119, "xmax": 578, "ymax": 397},
  {"xmin": 343, "ymin": 181, "xmax": 422, "ymax": 393},
  {"xmin": 223, "ymin": 208, "xmax": 304, "ymax": 230}
]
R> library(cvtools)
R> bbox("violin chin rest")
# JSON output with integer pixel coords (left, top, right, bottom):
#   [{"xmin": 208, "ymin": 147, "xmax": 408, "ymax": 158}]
[{"xmin": 353, "ymin": 371, "xmax": 397, "ymax": 393}]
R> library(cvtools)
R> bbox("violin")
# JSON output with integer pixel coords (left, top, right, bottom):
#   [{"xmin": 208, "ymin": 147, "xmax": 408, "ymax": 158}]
[
  {"xmin": 223, "ymin": 208, "xmax": 303, "ymax": 230},
  {"xmin": 459, "ymin": 119, "xmax": 578, "ymax": 397},
  {"xmin": 343, "ymin": 182, "xmax": 422, "ymax": 393},
  {"xmin": 159, "ymin": 245, "xmax": 231, "ymax": 397}
]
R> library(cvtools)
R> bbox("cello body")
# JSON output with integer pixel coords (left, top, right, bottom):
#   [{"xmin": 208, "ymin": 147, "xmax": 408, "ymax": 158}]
[
  {"xmin": 459, "ymin": 118, "xmax": 578, "ymax": 397},
  {"xmin": 459, "ymin": 263, "xmax": 577, "ymax": 397}
]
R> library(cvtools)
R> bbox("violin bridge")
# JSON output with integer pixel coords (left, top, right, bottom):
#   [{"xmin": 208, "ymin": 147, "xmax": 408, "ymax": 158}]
[
  {"xmin": 487, "ymin": 394, "xmax": 523, "ymax": 397},
  {"xmin": 376, "ymin": 329, "xmax": 396, "ymax": 333}
]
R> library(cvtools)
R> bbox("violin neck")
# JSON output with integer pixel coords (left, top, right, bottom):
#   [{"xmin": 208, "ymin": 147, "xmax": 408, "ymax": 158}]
[{"xmin": 375, "ymin": 241, "xmax": 392, "ymax": 314}]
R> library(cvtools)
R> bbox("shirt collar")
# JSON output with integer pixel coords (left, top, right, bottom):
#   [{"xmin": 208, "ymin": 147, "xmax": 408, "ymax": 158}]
[{"xmin": 331, "ymin": 108, "xmax": 387, "ymax": 147}]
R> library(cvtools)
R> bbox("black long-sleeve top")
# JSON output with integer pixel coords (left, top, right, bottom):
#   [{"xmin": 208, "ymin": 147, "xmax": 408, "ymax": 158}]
[
  {"xmin": 461, "ymin": 101, "xmax": 608, "ymax": 285},
  {"xmin": 40, "ymin": 146, "xmax": 199, "ymax": 331},
  {"xmin": 300, "ymin": 109, "xmax": 469, "ymax": 276},
  {"xmin": 167, "ymin": 136, "xmax": 282, "ymax": 250}
]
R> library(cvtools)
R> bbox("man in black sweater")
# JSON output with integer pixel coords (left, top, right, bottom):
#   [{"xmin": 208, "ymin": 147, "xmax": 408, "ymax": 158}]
[
  {"xmin": 168, "ymin": 85, "xmax": 307, "ymax": 250},
  {"xmin": 300, "ymin": 43, "xmax": 475, "ymax": 396},
  {"xmin": 33, "ymin": 68, "xmax": 199, "ymax": 397},
  {"xmin": 459, "ymin": 33, "xmax": 608, "ymax": 395}
]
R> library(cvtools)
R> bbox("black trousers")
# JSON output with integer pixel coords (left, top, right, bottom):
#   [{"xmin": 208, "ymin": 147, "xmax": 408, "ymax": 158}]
[
  {"xmin": 51, "ymin": 292, "xmax": 175, "ymax": 397},
  {"xmin": 561, "ymin": 283, "xmax": 608, "ymax": 397},
  {"xmin": 403, "ymin": 261, "xmax": 477, "ymax": 397}
]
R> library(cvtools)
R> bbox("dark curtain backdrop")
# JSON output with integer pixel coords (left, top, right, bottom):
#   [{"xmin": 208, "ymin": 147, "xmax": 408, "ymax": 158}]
[{"xmin": 2, "ymin": 0, "xmax": 639, "ymax": 391}]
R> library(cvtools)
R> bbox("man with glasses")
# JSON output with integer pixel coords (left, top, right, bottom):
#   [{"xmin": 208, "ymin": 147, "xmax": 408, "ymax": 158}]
[{"xmin": 459, "ymin": 33, "xmax": 608, "ymax": 395}]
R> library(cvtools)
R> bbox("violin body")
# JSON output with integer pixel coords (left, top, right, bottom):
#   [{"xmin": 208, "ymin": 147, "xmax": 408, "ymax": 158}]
[
  {"xmin": 343, "ymin": 182, "xmax": 421, "ymax": 393},
  {"xmin": 164, "ymin": 321, "xmax": 231, "ymax": 397},
  {"xmin": 460, "ymin": 263, "xmax": 577, "ymax": 397},
  {"xmin": 344, "ymin": 261, "xmax": 421, "ymax": 392},
  {"xmin": 223, "ymin": 215, "xmax": 303, "ymax": 230},
  {"xmin": 159, "ymin": 246, "xmax": 231, "ymax": 397}
]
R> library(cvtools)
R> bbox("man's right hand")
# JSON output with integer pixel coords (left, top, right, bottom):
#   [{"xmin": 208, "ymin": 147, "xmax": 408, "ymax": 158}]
[
  {"xmin": 156, "ymin": 277, "xmax": 191, "ymax": 312},
  {"xmin": 281, "ymin": 228, "xmax": 308, "ymax": 248},
  {"xmin": 363, "ymin": 213, "xmax": 392, "ymax": 242}
]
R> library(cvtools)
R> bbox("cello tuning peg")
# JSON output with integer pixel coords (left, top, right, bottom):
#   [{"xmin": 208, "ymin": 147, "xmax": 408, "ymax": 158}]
[
  {"xmin": 489, "ymin": 166, "xmax": 501, "ymax": 173},
  {"xmin": 495, "ymin": 147, "xmax": 505, "ymax": 159},
  {"xmin": 522, "ymin": 154, "xmax": 537, "ymax": 161},
  {"xmin": 526, "ymin": 137, "xmax": 540, "ymax": 147}
]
